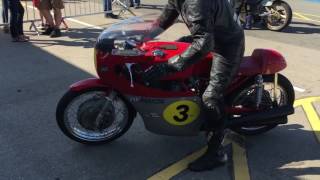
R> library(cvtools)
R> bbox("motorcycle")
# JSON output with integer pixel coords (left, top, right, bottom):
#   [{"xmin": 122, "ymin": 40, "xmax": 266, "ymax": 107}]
[
  {"xmin": 234, "ymin": 0, "xmax": 292, "ymax": 31},
  {"xmin": 56, "ymin": 17, "xmax": 295, "ymax": 144}
]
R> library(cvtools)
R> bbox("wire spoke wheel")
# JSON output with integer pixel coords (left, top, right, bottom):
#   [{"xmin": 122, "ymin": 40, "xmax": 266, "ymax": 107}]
[
  {"xmin": 56, "ymin": 89, "xmax": 134, "ymax": 144},
  {"xmin": 266, "ymin": 1, "xmax": 292, "ymax": 31},
  {"xmin": 230, "ymin": 74, "xmax": 294, "ymax": 135}
]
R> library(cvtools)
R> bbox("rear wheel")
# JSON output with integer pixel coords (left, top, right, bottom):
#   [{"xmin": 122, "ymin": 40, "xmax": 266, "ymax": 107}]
[
  {"xmin": 230, "ymin": 74, "xmax": 294, "ymax": 135},
  {"xmin": 56, "ymin": 89, "xmax": 135, "ymax": 145}
]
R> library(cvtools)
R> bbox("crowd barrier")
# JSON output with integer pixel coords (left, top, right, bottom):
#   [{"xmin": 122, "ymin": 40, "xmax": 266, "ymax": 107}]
[{"xmin": 0, "ymin": 0, "xmax": 141, "ymax": 34}]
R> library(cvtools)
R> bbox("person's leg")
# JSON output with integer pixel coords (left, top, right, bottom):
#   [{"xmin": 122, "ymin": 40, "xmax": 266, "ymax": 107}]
[
  {"xmin": 49, "ymin": 0, "xmax": 64, "ymax": 37},
  {"xmin": 104, "ymin": 0, "xmax": 117, "ymax": 18},
  {"xmin": 17, "ymin": 1, "xmax": 24, "ymax": 36},
  {"xmin": 39, "ymin": 0, "xmax": 55, "ymax": 34},
  {"xmin": 244, "ymin": 3, "xmax": 253, "ymax": 29},
  {"xmin": 188, "ymin": 38, "xmax": 245, "ymax": 172},
  {"xmin": 2, "ymin": 0, "xmax": 9, "ymax": 33},
  {"xmin": 8, "ymin": 0, "xmax": 19, "ymax": 39},
  {"xmin": 2, "ymin": 0, "xmax": 9, "ymax": 23}
]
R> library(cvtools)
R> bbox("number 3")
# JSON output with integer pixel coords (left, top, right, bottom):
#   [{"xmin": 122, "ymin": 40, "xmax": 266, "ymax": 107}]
[
  {"xmin": 163, "ymin": 100, "xmax": 200, "ymax": 126},
  {"xmin": 173, "ymin": 105, "xmax": 189, "ymax": 122}
]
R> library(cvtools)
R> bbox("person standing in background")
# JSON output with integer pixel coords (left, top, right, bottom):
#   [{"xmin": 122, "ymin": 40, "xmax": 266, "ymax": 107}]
[
  {"xmin": 130, "ymin": 0, "xmax": 140, "ymax": 8},
  {"xmin": 1, "ymin": 0, "xmax": 9, "ymax": 33},
  {"xmin": 39, "ymin": 0, "xmax": 64, "ymax": 37},
  {"xmin": 103, "ymin": 0, "xmax": 118, "ymax": 19},
  {"xmin": 8, "ymin": 0, "xmax": 29, "ymax": 42}
]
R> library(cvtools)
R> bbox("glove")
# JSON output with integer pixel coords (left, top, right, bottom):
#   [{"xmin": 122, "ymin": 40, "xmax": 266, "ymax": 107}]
[
  {"xmin": 176, "ymin": 35, "xmax": 194, "ymax": 43},
  {"xmin": 168, "ymin": 55, "xmax": 186, "ymax": 72}
]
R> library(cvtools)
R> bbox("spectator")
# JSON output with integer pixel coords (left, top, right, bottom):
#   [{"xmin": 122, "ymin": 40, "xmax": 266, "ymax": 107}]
[
  {"xmin": 1, "ymin": 0, "xmax": 9, "ymax": 33},
  {"xmin": 39, "ymin": 0, "xmax": 64, "ymax": 37},
  {"xmin": 8, "ymin": 0, "xmax": 29, "ymax": 42},
  {"xmin": 103, "ymin": 0, "xmax": 118, "ymax": 19},
  {"xmin": 130, "ymin": 0, "xmax": 140, "ymax": 8},
  {"xmin": 33, "ymin": 0, "xmax": 47, "ymax": 30}
]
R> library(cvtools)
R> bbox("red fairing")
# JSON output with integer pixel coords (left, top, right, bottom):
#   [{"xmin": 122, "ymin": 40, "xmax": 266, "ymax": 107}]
[
  {"xmin": 70, "ymin": 78, "xmax": 110, "ymax": 92},
  {"xmin": 93, "ymin": 41, "xmax": 287, "ymax": 98},
  {"xmin": 238, "ymin": 49, "xmax": 287, "ymax": 76},
  {"xmin": 95, "ymin": 41, "xmax": 214, "ymax": 98}
]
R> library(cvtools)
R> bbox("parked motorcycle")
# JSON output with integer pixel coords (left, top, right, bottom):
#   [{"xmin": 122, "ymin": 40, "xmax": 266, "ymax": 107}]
[
  {"xmin": 56, "ymin": 17, "xmax": 295, "ymax": 144},
  {"xmin": 235, "ymin": 0, "xmax": 292, "ymax": 31}
]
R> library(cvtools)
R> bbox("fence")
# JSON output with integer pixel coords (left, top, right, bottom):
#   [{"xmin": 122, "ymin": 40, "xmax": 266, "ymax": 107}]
[{"xmin": 0, "ymin": 0, "xmax": 142, "ymax": 34}]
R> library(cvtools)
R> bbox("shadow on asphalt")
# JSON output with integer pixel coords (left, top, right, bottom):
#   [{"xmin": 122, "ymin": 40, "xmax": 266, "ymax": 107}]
[
  {"xmin": 247, "ymin": 123, "xmax": 320, "ymax": 179},
  {"xmin": 0, "ymin": 30, "xmax": 204, "ymax": 180},
  {"xmin": 282, "ymin": 21, "xmax": 320, "ymax": 34},
  {"xmin": 27, "ymin": 28, "xmax": 102, "ymax": 48}
]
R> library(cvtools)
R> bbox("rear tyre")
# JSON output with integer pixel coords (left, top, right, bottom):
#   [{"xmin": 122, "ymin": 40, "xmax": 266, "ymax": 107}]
[
  {"xmin": 229, "ymin": 74, "xmax": 294, "ymax": 136},
  {"xmin": 56, "ymin": 89, "xmax": 135, "ymax": 145}
]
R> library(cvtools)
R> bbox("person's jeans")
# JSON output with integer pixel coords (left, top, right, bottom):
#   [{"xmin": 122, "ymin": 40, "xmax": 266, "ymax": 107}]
[
  {"xmin": 130, "ymin": 0, "xmax": 140, "ymax": 5},
  {"xmin": 103, "ymin": 0, "xmax": 112, "ymax": 12},
  {"xmin": 8, "ymin": 0, "xmax": 24, "ymax": 38},
  {"xmin": 2, "ymin": 0, "xmax": 9, "ymax": 23}
]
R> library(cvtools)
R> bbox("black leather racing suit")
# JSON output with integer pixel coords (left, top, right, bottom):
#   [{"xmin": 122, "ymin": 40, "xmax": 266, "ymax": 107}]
[{"xmin": 144, "ymin": 0, "xmax": 245, "ymax": 171}]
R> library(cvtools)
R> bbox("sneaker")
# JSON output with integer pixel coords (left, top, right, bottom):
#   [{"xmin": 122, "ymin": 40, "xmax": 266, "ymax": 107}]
[
  {"xmin": 105, "ymin": 13, "xmax": 118, "ymax": 19},
  {"xmin": 3, "ymin": 25, "xmax": 9, "ymax": 33},
  {"xmin": 50, "ymin": 28, "xmax": 61, "ymax": 38},
  {"xmin": 134, "ymin": 3, "xmax": 140, "ymax": 9},
  {"xmin": 41, "ymin": 27, "xmax": 54, "ymax": 35}
]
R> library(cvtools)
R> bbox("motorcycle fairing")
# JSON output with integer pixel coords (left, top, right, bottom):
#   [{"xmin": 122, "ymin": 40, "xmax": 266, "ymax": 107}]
[{"xmin": 125, "ymin": 95, "xmax": 206, "ymax": 136}]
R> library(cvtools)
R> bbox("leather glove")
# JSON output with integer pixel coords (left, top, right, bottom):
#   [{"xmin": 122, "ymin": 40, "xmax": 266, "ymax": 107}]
[{"xmin": 176, "ymin": 35, "xmax": 194, "ymax": 43}]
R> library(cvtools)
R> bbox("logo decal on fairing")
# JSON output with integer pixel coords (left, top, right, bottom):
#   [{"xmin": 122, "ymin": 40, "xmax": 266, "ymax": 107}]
[{"xmin": 163, "ymin": 100, "xmax": 200, "ymax": 126}]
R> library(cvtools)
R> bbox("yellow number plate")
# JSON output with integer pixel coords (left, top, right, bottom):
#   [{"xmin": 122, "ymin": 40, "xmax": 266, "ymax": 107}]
[{"xmin": 163, "ymin": 100, "xmax": 200, "ymax": 126}]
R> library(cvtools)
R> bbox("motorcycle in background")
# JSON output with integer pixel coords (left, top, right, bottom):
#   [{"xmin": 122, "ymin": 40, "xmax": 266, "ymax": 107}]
[{"xmin": 234, "ymin": 0, "xmax": 292, "ymax": 31}]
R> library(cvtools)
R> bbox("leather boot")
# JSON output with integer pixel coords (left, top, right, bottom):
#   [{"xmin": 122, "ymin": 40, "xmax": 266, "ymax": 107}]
[
  {"xmin": 188, "ymin": 130, "xmax": 227, "ymax": 172},
  {"xmin": 244, "ymin": 15, "xmax": 253, "ymax": 29}
]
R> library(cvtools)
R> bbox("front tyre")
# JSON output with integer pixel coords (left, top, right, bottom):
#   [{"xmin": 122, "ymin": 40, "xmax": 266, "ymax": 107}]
[
  {"xmin": 266, "ymin": 1, "xmax": 292, "ymax": 31},
  {"xmin": 56, "ymin": 89, "xmax": 135, "ymax": 145},
  {"xmin": 230, "ymin": 74, "xmax": 295, "ymax": 135}
]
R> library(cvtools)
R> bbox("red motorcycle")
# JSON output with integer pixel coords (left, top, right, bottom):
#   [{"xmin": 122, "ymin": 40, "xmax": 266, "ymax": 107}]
[{"xmin": 56, "ymin": 17, "xmax": 295, "ymax": 144}]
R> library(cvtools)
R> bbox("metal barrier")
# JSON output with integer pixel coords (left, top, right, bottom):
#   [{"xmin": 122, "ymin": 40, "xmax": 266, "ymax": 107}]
[{"xmin": 0, "ymin": 0, "xmax": 136, "ymax": 33}]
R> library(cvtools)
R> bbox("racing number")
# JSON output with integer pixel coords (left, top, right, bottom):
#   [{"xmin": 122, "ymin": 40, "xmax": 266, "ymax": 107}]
[
  {"xmin": 173, "ymin": 105, "xmax": 190, "ymax": 122},
  {"xmin": 163, "ymin": 100, "xmax": 200, "ymax": 126}
]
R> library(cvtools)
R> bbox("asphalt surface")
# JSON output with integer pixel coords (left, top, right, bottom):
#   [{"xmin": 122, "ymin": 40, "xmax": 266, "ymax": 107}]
[{"xmin": 0, "ymin": 0, "xmax": 320, "ymax": 180}]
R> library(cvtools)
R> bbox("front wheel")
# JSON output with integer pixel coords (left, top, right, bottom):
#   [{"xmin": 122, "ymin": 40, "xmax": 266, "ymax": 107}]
[
  {"xmin": 56, "ymin": 89, "xmax": 135, "ymax": 145},
  {"xmin": 230, "ymin": 74, "xmax": 295, "ymax": 135},
  {"xmin": 265, "ymin": 1, "xmax": 292, "ymax": 31}
]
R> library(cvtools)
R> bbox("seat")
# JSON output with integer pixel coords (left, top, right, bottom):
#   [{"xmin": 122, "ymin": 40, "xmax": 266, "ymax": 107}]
[{"xmin": 238, "ymin": 49, "xmax": 286, "ymax": 76}]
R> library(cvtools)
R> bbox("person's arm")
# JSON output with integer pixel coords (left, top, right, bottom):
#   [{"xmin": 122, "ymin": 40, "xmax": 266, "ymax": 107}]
[
  {"xmin": 146, "ymin": 0, "xmax": 179, "ymax": 40},
  {"xmin": 168, "ymin": 1, "xmax": 214, "ymax": 71}
]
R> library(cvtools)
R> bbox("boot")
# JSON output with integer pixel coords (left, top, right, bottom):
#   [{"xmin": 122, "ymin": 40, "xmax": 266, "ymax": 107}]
[
  {"xmin": 244, "ymin": 15, "xmax": 253, "ymax": 30},
  {"xmin": 188, "ymin": 131, "xmax": 227, "ymax": 172}
]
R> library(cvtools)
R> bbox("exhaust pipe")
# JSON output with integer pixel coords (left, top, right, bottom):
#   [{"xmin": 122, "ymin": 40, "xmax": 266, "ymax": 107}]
[{"xmin": 227, "ymin": 105, "xmax": 294, "ymax": 127}]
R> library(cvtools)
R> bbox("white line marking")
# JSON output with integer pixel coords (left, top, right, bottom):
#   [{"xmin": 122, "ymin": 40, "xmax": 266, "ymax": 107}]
[
  {"xmin": 294, "ymin": 86, "xmax": 306, "ymax": 93},
  {"xmin": 64, "ymin": 18, "xmax": 103, "ymax": 30}
]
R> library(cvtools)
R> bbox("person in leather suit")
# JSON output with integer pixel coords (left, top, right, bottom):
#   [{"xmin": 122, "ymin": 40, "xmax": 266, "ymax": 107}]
[{"xmin": 143, "ymin": 0, "xmax": 245, "ymax": 171}]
